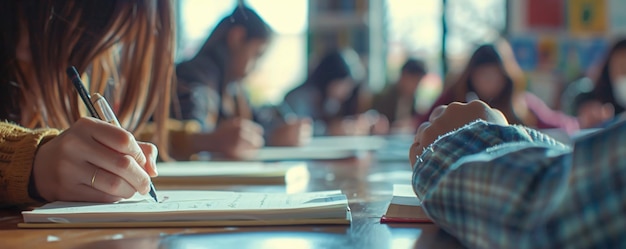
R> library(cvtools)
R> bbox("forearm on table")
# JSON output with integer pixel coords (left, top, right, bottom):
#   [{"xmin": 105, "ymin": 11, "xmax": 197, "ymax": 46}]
[
  {"xmin": 412, "ymin": 120, "xmax": 566, "ymax": 200},
  {"xmin": 412, "ymin": 121, "xmax": 572, "ymax": 248}
]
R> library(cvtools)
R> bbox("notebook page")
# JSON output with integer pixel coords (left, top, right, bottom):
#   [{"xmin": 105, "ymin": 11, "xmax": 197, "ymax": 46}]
[
  {"xmin": 25, "ymin": 190, "xmax": 346, "ymax": 215},
  {"xmin": 391, "ymin": 184, "xmax": 421, "ymax": 206}
]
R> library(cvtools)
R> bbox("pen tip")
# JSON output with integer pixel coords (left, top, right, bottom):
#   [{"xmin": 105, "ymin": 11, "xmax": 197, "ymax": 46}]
[{"xmin": 149, "ymin": 185, "xmax": 159, "ymax": 203}]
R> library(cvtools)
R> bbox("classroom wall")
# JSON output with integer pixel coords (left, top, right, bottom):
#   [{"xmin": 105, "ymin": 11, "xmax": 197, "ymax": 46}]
[{"xmin": 507, "ymin": 0, "xmax": 626, "ymax": 108}]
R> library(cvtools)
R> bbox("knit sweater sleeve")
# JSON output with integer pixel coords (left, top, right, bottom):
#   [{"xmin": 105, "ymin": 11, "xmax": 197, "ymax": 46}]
[{"xmin": 0, "ymin": 122, "xmax": 59, "ymax": 206}]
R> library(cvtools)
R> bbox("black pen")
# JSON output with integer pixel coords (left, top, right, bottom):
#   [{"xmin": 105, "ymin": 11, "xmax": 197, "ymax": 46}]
[
  {"xmin": 275, "ymin": 101, "xmax": 297, "ymax": 122},
  {"xmin": 67, "ymin": 67, "xmax": 100, "ymax": 119},
  {"xmin": 67, "ymin": 66, "xmax": 159, "ymax": 202}
]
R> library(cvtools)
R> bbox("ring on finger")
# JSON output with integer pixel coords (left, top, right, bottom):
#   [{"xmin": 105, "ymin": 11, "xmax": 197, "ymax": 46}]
[{"xmin": 91, "ymin": 169, "xmax": 99, "ymax": 188}]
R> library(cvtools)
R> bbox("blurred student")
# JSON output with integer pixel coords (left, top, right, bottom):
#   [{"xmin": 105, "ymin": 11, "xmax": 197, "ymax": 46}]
[
  {"xmin": 420, "ymin": 43, "xmax": 604, "ymax": 134},
  {"xmin": 410, "ymin": 100, "xmax": 626, "ymax": 249},
  {"xmin": 0, "ymin": 0, "xmax": 174, "ymax": 205},
  {"xmin": 373, "ymin": 58, "xmax": 427, "ymax": 133},
  {"xmin": 284, "ymin": 49, "xmax": 388, "ymax": 136},
  {"xmin": 575, "ymin": 39, "xmax": 626, "ymax": 124},
  {"xmin": 174, "ymin": 6, "xmax": 312, "ymax": 159}
]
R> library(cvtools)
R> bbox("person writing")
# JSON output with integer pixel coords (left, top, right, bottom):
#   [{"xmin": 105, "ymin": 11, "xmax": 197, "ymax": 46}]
[
  {"xmin": 373, "ymin": 58, "xmax": 427, "ymax": 133},
  {"xmin": 410, "ymin": 100, "xmax": 626, "ymax": 248},
  {"xmin": 284, "ymin": 49, "xmax": 389, "ymax": 136},
  {"xmin": 419, "ymin": 43, "xmax": 610, "ymax": 134},
  {"xmin": 0, "ymin": 0, "xmax": 175, "ymax": 205},
  {"xmin": 575, "ymin": 39, "xmax": 626, "ymax": 125},
  {"xmin": 174, "ymin": 6, "xmax": 311, "ymax": 159}
]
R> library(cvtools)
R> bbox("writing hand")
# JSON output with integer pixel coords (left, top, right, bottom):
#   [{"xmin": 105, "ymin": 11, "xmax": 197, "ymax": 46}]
[
  {"xmin": 209, "ymin": 118, "xmax": 265, "ymax": 159},
  {"xmin": 270, "ymin": 118, "xmax": 313, "ymax": 146},
  {"xmin": 33, "ymin": 118, "xmax": 158, "ymax": 202}
]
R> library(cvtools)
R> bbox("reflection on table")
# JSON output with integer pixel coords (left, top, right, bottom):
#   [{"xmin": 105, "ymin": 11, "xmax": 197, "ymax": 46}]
[{"xmin": 0, "ymin": 154, "xmax": 465, "ymax": 249}]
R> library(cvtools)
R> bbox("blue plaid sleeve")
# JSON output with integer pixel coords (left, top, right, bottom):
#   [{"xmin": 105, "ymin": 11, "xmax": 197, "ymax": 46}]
[
  {"xmin": 543, "ymin": 121, "xmax": 626, "ymax": 249},
  {"xmin": 412, "ymin": 120, "xmax": 572, "ymax": 248},
  {"xmin": 414, "ymin": 120, "xmax": 626, "ymax": 249}
]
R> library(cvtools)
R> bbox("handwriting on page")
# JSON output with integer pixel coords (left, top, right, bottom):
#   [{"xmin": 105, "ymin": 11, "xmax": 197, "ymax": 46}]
[{"xmin": 32, "ymin": 191, "xmax": 347, "ymax": 215}]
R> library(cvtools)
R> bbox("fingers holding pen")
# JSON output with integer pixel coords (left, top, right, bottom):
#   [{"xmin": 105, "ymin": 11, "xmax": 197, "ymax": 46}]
[
  {"xmin": 32, "ymin": 118, "xmax": 154, "ymax": 202},
  {"xmin": 86, "ymin": 118, "xmax": 148, "ymax": 167},
  {"xmin": 85, "ymin": 145, "xmax": 151, "ymax": 195},
  {"xmin": 138, "ymin": 142, "xmax": 159, "ymax": 177}
]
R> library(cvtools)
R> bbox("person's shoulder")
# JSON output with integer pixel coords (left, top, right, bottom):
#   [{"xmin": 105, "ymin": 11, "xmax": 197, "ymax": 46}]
[
  {"xmin": 176, "ymin": 56, "xmax": 221, "ymax": 87},
  {"xmin": 285, "ymin": 84, "xmax": 321, "ymax": 104},
  {"xmin": 286, "ymin": 84, "xmax": 313, "ymax": 97}
]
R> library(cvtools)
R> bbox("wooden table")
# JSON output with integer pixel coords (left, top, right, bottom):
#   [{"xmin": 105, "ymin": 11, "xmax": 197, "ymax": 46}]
[{"xmin": 0, "ymin": 155, "xmax": 464, "ymax": 249}]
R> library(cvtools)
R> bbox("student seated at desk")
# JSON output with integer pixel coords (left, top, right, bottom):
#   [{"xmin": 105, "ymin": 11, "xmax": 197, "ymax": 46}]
[
  {"xmin": 373, "ymin": 58, "xmax": 427, "ymax": 133},
  {"xmin": 284, "ymin": 49, "xmax": 389, "ymax": 136},
  {"xmin": 0, "ymin": 0, "xmax": 175, "ymax": 205},
  {"xmin": 410, "ymin": 100, "xmax": 626, "ymax": 249},
  {"xmin": 174, "ymin": 6, "xmax": 312, "ymax": 159},
  {"xmin": 575, "ymin": 39, "xmax": 626, "ymax": 123},
  {"xmin": 419, "ymin": 43, "xmax": 609, "ymax": 134}
]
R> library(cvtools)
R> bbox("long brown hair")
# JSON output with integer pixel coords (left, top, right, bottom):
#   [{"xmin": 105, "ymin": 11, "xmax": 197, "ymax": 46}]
[
  {"xmin": 0, "ymin": 0, "xmax": 175, "ymax": 158},
  {"xmin": 587, "ymin": 39, "xmax": 626, "ymax": 113},
  {"xmin": 446, "ymin": 42, "xmax": 526, "ymax": 124}
]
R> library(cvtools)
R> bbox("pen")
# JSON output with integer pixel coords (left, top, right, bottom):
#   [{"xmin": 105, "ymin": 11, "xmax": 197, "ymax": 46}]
[
  {"xmin": 66, "ymin": 66, "xmax": 159, "ymax": 203},
  {"xmin": 275, "ymin": 102, "xmax": 297, "ymax": 122},
  {"xmin": 66, "ymin": 67, "xmax": 100, "ymax": 119}
]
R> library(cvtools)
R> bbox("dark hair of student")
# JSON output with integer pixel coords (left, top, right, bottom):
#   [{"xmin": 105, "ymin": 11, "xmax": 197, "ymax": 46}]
[
  {"xmin": 307, "ymin": 50, "xmax": 366, "ymax": 118},
  {"xmin": 401, "ymin": 58, "xmax": 427, "ymax": 75},
  {"xmin": 449, "ymin": 44, "xmax": 523, "ymax": 124},
  {"xmin": 588, "ymin": 39, "xmax": 626, "ymax": 111},
  {"xmin": 306, "ymin": 50, "xmax": 355, "ymax": 94},
  {"xmin": 196, "ymin": 5, "xmax": 272, "ymax": 56}
]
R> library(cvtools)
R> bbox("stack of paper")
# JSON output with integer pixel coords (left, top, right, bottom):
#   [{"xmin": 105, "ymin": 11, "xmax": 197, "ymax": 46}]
[
  {"xmin": 381, "ymin": 184, "xmax": 431, "ymax": 223},
  {"xmin": 239, "ymin": 136, "xmax": 388, "ymax": 161},
  {"xmin": 248, "ymin": 147, "xmax": 364, "ymax": 161},
  {"xmin": 20, "ymin": 190, "xmax": 351, "ymax": 228},
  {"xmin": 153, "ymin": 161, "xmax": 309, "ymax": 185}
]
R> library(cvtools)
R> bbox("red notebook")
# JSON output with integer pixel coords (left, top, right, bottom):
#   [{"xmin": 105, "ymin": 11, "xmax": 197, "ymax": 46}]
[{"xmin": 380, "ymin": 185, "xmax": 432, "ymax": 224}]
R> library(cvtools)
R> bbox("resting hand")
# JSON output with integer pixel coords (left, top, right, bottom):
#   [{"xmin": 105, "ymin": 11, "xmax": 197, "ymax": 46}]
[
  {"xmin": 577, "ymin": 101, "xmax": 614, "ymax": 129},
  {"xmin": 209, "ymin": 118, "xmax": 265, "ymax": 159},
  {"xmin": 409, "ymin": 100, "xmax": 508, "ymax": 166},
  {"xmin": 33, "ymin": 118, "xmax": 158, "ymax": 203},
  {"xmin": 270, "ymin": 118, "xmax": 312, "ymax": 146}
]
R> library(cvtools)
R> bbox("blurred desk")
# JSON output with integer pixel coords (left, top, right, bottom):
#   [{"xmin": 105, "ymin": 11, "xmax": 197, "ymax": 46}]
[{"xmin": 0, "ymin": 155, "xmax": 464, "ymax": 249}]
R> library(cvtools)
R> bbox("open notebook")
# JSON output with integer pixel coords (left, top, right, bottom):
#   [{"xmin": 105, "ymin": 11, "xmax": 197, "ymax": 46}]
[
  {"xmin": 20, "ymin": 190, "xmax": 351, "ymax": 228},
  {"xmin": 153, "ymin": 161, "xmax": 309, "ymax": 185},
  {"xmin": 381, "ymin": 184, "xmax": 431, "ymax": 223}
]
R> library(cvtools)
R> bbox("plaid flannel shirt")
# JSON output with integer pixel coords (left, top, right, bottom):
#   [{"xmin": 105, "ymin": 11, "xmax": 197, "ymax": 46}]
[{"xmin": 412, "ymin": 120, "xmax": 626, "ymax": 249}]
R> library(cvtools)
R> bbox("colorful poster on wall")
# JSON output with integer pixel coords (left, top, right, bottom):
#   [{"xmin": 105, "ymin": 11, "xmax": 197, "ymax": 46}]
[
  {"xmin": 527, "ymin": 0, "xmax": 565, "ymax": 29},
  {"xmin": 577, "ymin": 38, "xmax": 608, "ymax": 71},
  {"xmin": 568, "ymin": 0, "xmax": 608, "ymax": 35},
  {"xmin": 510, "ymin": 37, "xmax": 538, "ymax": 71},
  {"xmin": 557, "ymin": 40, "xmax": 582, "ymax": 78},
  {"xmin": 537, "ymin": 37, "xmax": 560, "ymax": 71},
  {"xmin": 609, "ymin": 0, "xmax": 626, "ymax": 34}
]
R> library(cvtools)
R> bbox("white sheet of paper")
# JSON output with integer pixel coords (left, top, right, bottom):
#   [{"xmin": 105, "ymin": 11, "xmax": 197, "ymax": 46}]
[
  {"xmin": 23, "ymin": 190, "xmax": 348, "ymax": 223},
  {"xmin": 391, "ymin": 184, "xmax": 421, "ymax": 206}
]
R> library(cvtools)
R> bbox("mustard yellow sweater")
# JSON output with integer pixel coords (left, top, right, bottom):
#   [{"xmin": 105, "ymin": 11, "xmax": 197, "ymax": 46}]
[
  {"xmin": 0, "ymin": 122, "xmax": 59, "ymax": 206},
  {"xmin": 0, "ymin": 119, "xmax": 202, "ymax": 206}
]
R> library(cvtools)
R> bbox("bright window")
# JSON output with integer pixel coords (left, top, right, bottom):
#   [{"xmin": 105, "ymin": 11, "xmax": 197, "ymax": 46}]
[{"xmin": 177, "ymin": 0, "xmax": 309, "ymax": 105}]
